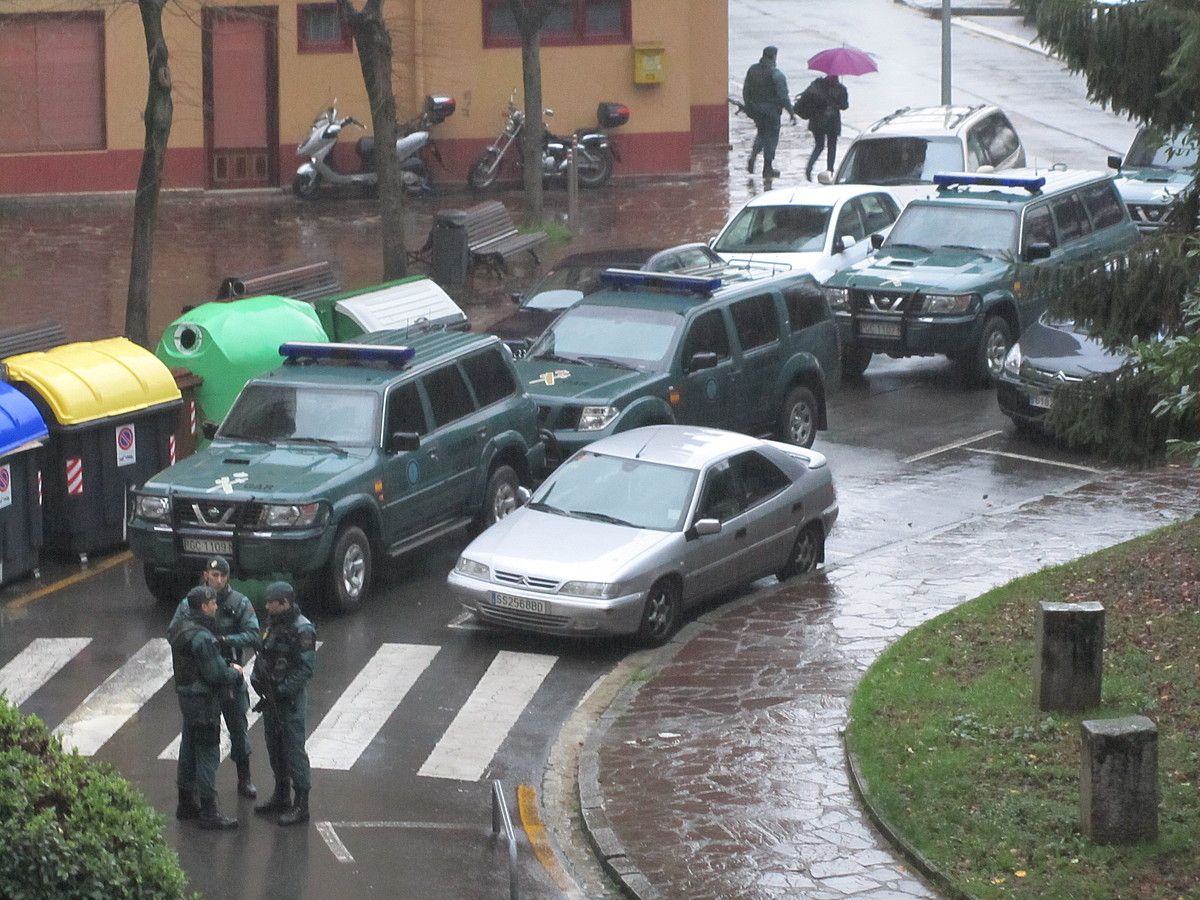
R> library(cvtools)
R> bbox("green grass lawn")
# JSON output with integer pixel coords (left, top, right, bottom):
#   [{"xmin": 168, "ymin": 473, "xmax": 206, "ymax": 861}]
[{"xmin": 846, "ymin": 517, "xmax": 1200, "ymax": 899}]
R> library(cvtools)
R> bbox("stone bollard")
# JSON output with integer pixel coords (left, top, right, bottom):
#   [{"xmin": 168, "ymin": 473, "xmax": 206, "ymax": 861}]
[
  {"xmin": 1035, "ymin": 601, "xmax": 1104, "ymax": 712},
  {"xmin": 1080, "ymin": 716, "xmax": 1159, "ymax": 844}
]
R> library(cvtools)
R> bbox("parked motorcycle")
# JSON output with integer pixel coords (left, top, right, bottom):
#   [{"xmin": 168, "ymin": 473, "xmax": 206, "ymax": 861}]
[
  {"xmin": 468, "ymin": 91, "xmax": 628, "ymax": 192},
  {"xmin": 293, "ymin": 95, "xmax": 456, "ymax": 199}
]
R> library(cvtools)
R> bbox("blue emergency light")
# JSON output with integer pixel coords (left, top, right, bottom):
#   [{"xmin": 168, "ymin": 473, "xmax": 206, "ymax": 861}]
[
  {"xmin": 279, "ymin": 342, "xmax": 416, "ymax": 366},
  {"xmin": 599, "ymin": 268, "xmax": 723, "ymax": 295},
  {"xmin": 933, "ymin": 172, "xmax": 1046, "ymax": 193}
]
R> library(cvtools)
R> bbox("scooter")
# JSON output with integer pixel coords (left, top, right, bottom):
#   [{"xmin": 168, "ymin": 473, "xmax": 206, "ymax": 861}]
[
  {"xmin": 467, "ymin": 90, "xmax": 628, "ymax": 192},
  {"xmin": 293, "ymin": 95, "xmax": 456, "ymax": 199}
]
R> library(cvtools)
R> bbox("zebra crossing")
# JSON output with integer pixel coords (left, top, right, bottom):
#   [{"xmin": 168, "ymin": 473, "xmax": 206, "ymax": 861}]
[{"xmin": 1, "ymin": 637, "xmax": 558, "ymax": 782}]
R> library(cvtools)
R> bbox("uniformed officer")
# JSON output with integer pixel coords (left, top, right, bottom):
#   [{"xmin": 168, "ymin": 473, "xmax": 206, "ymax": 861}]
[
  {"xmin": 168, "ymin": 556, "xmax": 261, "ymax": 798},
  {"xmin": 251, "ymin": 581, "xmax": 316, "ymax": 826},
  {"xmin": 168, "ymin": 585, "xmax": 244, "ymax": 830}
]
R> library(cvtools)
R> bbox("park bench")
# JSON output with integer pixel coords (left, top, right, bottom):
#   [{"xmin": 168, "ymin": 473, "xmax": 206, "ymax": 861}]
[
  {"xmin": 409, "ymin": 201, "xmax": 548, "ymax": 277},
  {"xmin": 215, "ymin": 260, "xmax": 340, "ymax": 303},
  {"xmin": 0, "ymin": 320, "xmax": 67, "ymax": 360}
]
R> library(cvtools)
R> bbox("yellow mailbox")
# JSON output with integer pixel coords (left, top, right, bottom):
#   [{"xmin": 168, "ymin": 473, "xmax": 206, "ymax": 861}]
[{"xmin": 633, "ymin": 43, "xmax": 666, "ymax": 84}]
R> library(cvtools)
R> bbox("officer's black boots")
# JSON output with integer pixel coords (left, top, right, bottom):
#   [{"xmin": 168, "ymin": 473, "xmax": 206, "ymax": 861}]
[
  {"xmin": 176, "ymin": 787, "xmax": 201, "ymax": 820},
  {"xmin": 748, "ymin": 149, "xmax": 758, "ymax": 174},
  {"xmin": 197, "ymin": 797, "xmax": 239, "ymax": 830},
  {"xmin": 278, "ymin": 790, "xmax": 310, "ymax": 827},
  {"xmin": 255, "ymin": 780, "xmax": 292, "ymax": 816},
  {"xmin": 764, "ymin": 163, "xmax": 781, "ymax": 178},
  {"xmin": 236, "ymin": 761, "xmax": 258, "ymax": 799}
]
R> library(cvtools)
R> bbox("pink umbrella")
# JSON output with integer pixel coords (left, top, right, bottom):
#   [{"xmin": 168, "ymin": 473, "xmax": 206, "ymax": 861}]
[{"xmin": 807, "ymin": 46, "xmax": 877, "ymax": 77}]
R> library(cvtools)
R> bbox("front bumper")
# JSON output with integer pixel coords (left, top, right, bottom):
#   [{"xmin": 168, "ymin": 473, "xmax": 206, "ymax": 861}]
[
  {"xmin": 995, "ymin": 372, "xmax": 1051, "ymax": 427},
  {"xmin": 447, "ymin": 570, "xmax": 646, "ymax": 637},
  {"xmin": 129, "ymin": 520, "xmax": 333, "ymax": 577},
  {"xmin": 837, "ymin": 312, "xmax": 982, "ymax": 359}
]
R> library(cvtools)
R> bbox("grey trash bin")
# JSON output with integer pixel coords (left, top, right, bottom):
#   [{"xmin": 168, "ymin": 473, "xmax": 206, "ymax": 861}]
[{"xmin": 431, "ymin": 209, "xmax": 469, "ymax": 287}]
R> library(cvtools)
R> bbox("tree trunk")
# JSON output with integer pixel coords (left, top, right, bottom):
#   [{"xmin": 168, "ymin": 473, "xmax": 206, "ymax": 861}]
[
  {"xmin": 126, "ymin": 0, "xmax": 173, "ymax": 348},
  {"xmin": 520, "ymin": 33, "xmax": 544, "ymax": 225}
]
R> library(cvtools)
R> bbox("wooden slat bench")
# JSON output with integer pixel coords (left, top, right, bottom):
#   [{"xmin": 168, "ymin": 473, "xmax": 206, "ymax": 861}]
[
  {"xmin": 215, "ymin": 260, "xmax": 340, "ymax": 303},
  {"xmin": 408, "ymin": 201, "xmax": 548, "ymax": 277},
  {"xmin": 0, "ymin": 320, "xmax": 67, "ymax": 359}
]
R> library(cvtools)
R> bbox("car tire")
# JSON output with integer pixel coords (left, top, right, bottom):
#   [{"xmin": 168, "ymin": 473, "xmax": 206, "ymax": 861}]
[
  {"xmin": 292, "ymin": 171, "xmax": 319, "ymax": 200},
  {"xmin": 325, "ymin": 525, "xmax": 372, "ymax": 614},
  {"xmin": 143, "ymin": 564, "xmax": 190, "ymax": 606},
  {"xmin": 577, "ymin": 146, "xmax": 614, "ymax": 188},
  {"xmin": 777, "ymin": 522, "xmax": 824, "ymax": 581},
  {"xmin": 479, "ymin": 464, "xmax": 520, "ymax": 529},
  {"xmin": 777, "ymin": 385, "xmax": 818, "ymax": 449},
  {"xmin": 841, "ymin": 345, "xmax": 872, "ymax": 379},
  {"xmin": 969, "ymin": 315, "xmax": 1013, "ymax": 387},
  {"xmin": 636, "ymin": 578, "xmax": 681, "ymax": 647},
  {"xmin": 468, "ymin": 150, "xmax": 502, "ymax": 192}
]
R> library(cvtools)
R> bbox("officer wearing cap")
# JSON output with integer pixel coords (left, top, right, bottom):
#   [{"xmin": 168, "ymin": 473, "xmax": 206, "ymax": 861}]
[
  {"xmin": 251, "ymin": 581, "xmax": 316, "ymax": 826},
  {"xmin": 168, "ymin": 585, "xmax": 244, "ymax": 829},
  {"xmin": 167, "ymin": 556, "xmax": 260, "ymax": 799}
]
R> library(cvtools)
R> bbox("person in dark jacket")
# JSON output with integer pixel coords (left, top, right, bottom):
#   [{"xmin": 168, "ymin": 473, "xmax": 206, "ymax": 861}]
[
  {"xmin": 168, "ymin": 556, "xmax": 260, "ymax": 799},
  {"xmin": 742, "ymin": 46, "xmax": 796, "ymax": 178},
  {"xmin": 801, "ymin": 74, "xmax": 850, "ymax": 181},
  {"xmin": 169, "ymin": 585, "xmax": 245, "ymax": 830},
  {"xmin": 252, "ymin": 581, "xmax": 317, "ymax": 826}
]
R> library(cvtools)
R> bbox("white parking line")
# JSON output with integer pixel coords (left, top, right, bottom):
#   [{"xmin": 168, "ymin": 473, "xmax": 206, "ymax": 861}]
[
  {"xmin": 317, "ymin": 820, "xmax": 487, "ymax": 865},
  {"xmin": 0, "ymin": 638, "xmax": 92, "ymax": 708},
  {"xmin": 965, "ymin": 447, "xmax": 1104, "ymax": 474},
  {"xmin": 902, "ymin": 430, "xmax": 1002, "ymax": 463}
]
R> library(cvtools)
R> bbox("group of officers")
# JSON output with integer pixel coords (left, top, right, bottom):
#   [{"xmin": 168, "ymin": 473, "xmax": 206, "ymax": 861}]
[{"xmin": 167, "ymin": 556, "xmax": 317, "ymax": 830}]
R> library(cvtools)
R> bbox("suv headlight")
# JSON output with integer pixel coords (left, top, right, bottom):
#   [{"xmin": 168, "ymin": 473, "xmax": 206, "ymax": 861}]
[
  {"xmin": 454, "ymin": 556, "xmax": 490, "ymax": 579},
  {"xmin": 919, "ymin": 292, "xmax": 976, "ymax": 315},
  {"xmin": 256, "ymin": 502, "xmax": 326, "ymax": 528},
  {"xmin": 134, "ymin": 494, "xmax": 171, "ymax": 522},
  {"xmin": 560, "ymin": 580, "xmax": 615, "ymax": 599},
  {"xmin": 1003, "ymin": 342, "xmax": 1022, "ymax": 375},
  {"xmin": 823, "ymin": 286, "xmax": 850, "ymax": 312},
  {"xmin": 578, "ymin": 406, "xmax": 620, "ymax": 431}
]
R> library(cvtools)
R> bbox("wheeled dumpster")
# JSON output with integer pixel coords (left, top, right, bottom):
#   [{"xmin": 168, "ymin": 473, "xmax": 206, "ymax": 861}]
[
  {"xmin": 0, "ymin": 382, "xmax": 49, "ymax": 586},
  {"xmin": 308, "ymin": 276, "xmax": 469, "ymax": 341},
  {"xmin": 3, "ymin": 338, "xmax": 181, "ymax": 561}
]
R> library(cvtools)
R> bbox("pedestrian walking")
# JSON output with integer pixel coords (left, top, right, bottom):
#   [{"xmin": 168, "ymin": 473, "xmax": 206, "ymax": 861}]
[
  {"xmin": 168, "ymin": 556, "xmax": 260, "ymax": 799},
  {"xmin": 799, "ymin": 73, "xmax": 849, "ymax": 181},
  {"xmin": 251, "ymin": 581, "xmax": 316, "ymax": 827},
  {"xmin": 742, "ymin": 45, "xmax": 796, "ymax": 178},
  {"xmin": 169, "ymin": 585, "xmax": 244, "ymax": 830}
]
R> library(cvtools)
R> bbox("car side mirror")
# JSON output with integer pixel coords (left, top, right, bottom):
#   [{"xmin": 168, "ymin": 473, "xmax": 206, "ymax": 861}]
[
  {"xmin": 516, "ymin": 486, "xmax": 532, "ymax": 505},
  {"xmin": 389, "ymin": 431, "xmax": 421, "ymax": 453},
  {"xmin": 510, "ymin": 292, "xmax": 522, "ymax": 305},
  {"xmin": 201, "ymin": 421, "xmax": 218, "ymax": 441},
  {"xmin": 692, "ymin": 518, "xmax": 721, "ymax": 537},
  {"xmin": 1107, "ymin": 154, "xmax": 1123, "ymax": 171},
  {"xmin": 836, "ymin": 234, "xmax": 857, "ymax": 254},
  {"xmin": 870, "ymin": 232, "xmax": 885, "ymax": 250},
  {"xmin": 1024, "ymin": 242, "xmax": 1053, "ymax": 262},
  {"xmin": 688, "ymin": 351, "xmax": 719, "ymax": 372}
]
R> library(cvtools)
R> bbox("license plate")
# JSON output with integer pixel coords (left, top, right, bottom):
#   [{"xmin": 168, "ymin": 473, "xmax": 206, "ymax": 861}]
[
  {"xmin": 1030, "ymin": 393, "xmax": 1054, "ymax": 410},
  {"xmin": 858, "ymin": 320, "xmax": 901, "ymax": 338},
  {"xmin": 491, "ymin": 592, "xmax": 550, "ymax": 615},
  {"xmin": 183, "ymin": 537, "xmax": 233, "ymax": 556}
]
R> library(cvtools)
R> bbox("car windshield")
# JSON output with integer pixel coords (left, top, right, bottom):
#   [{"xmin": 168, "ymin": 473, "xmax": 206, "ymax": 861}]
[
  {"xmin": 1125, "ymin": 129, "xmax": 1199, "ymax": 171},
  {"xmin": 527, "ymin": 303, "xmax": 682, "ymax": 370},
  {"xmin": 837, "ymin": 137, "xmax": 964, "ymax": 185},
  {"xmin": 885, "ymin": 203, "xmax": 1019, "ymax": 253},
  {"xmin": 530, "ymin": 450, "xmax": 698, "ymax": 531},
  {"xmin": 714, "ymin": 205, "xmax": 832, "ymax": 253},
  {"xmin": 220, "ymin": 383, "xmax": 379, "ymax": 448}
]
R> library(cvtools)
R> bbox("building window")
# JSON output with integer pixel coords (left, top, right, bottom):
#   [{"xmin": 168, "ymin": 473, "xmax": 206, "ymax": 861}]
[
  {"xmin": 298, "ymin": 4, "xmax": 352, "ymax": 53},
  {"xmin": 483, "ymin": 0, "xmax": 631, "ymax": 48},
  {"xmin": 0, "ymin": 13, "xmax": 105, "ymax": 153}
]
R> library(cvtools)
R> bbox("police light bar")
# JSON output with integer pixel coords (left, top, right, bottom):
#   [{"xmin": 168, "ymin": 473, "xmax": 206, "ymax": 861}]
[
  {"xmin": 933, "ymin": 172, "xmax": 1046, "ymax": 193},
  {"xmin": 279, "ymin": 342, "xmax": 416, "ymax": 366},
  {"xmin": 599, "ymin": 268, "xmax": 722, "ymax": 295}
]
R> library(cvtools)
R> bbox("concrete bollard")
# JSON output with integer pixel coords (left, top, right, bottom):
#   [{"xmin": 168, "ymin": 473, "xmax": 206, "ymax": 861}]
[
  {"xmin": 1080, "ymin": 716, "xmax": 1159, "ymax": 844},
  {"xmin": 1035, "ymin": 601, "xmax": 1104, "ymax": 712}
]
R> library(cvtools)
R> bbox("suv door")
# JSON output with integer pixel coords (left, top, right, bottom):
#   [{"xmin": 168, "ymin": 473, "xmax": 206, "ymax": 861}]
[
  {"xmin": 381, "ymin": 380, "xmax": 440, "ymax": 540},
  {"xmin": 1020, "ymin": 202, "xmax": 1060, "ymax": 324},
  {"xmin": 1050, "ymin": 191, "xmax": 1096, "ymax": 262},
  {"xmin": 732, "ymin": 450, "xmax": 796, "ymax": 580},
  {"xmin": 1078, "ymin": 180, "xmax": 1135, "ymax": 249},
  {"xmin": 677, "ymin": 308, "xmax": 738, "ymax": 429},
  {"xmin": 682, "ymin": 457, "xmax": 747, "ymax": 600},
  {"xmin": 729, "ymin": 293, "xmax": 784, "ymax": 434},
  {"xmin": 421, "ymin": 363, "xmax": 483, "ymax": 515},
  {"xmin": 783, "ymin": 282, "xmax": 840, "ymax": 381},
  {"xmin": 828, "ymin": 199, "xmax": 869, "ymax": 274}
]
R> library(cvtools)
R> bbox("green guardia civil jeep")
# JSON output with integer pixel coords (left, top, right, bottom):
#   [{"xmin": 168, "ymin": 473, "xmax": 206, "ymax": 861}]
[
  {"xmin": 514, "ymin": 267, "xmax": 840, "ymax": 463},
  {"xmin": 129, "ymin": 331, "xmax": 544, "ymax": 612},
  {"xmin": 821, "ymin": 170, "xmax": 1140, "ymax": 385}
]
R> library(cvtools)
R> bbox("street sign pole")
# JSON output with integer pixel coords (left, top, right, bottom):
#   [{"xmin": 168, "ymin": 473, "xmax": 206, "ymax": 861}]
[{"xmin": 941, "ymin": 0, "xmax": 952, "ymax": 105}]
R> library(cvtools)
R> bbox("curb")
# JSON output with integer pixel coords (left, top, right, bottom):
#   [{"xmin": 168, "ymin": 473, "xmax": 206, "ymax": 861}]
[
  {"xmin": 953, "ymin": 17, "xmax": 1054, "ymax": 58},
  {"xmin": 894, "ymin": 0, "xmax": 1021, "ymax": 16}
]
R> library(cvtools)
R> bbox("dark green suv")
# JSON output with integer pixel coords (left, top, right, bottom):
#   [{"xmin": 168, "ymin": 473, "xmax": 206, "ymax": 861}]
[
  {"xmin": 821, "ymin": 170, "xmax": 1140, "ymax": 384},
  {"xmin": 513, "ymin": 268, "xmax": 840, "ymax": 462},
  {"xmin": 130, "ymin": 331, "xmax": 544, "ymax": 612}
]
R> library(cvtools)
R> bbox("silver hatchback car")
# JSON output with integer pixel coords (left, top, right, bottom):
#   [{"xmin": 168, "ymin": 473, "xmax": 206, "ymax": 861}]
[{"xmin": 447, "ymin": 425, "xmax": 838, "ymax": 645}]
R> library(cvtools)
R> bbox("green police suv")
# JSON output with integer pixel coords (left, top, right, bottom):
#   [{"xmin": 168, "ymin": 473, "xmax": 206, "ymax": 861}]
[
  {"xmin": 821, "ymin": 170, "xmax": 1140, "ymax": 384},
  {"xmin": 514, "ymin": 268, "xmax": 840, "ymax": 462},
  {"xmin": 130, "ymin": 332, "xmax": 544, "ymax": 612}
]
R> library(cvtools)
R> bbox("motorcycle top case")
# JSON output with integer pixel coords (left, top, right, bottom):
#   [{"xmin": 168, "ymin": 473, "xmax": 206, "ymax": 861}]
[
  {"xmin": 596, "ymin": 102, "xmax": 630, "ymax": 129},
  {"xmin": 424, "ymin": 95, "xmax": 456, "ymax": 124}
]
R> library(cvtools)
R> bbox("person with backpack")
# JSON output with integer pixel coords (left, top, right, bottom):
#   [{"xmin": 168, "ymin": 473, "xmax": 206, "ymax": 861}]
[
  {"xmin": 798, "ymin": 73, "xmax": 850, "ymax": 181},
  {"xmin": 742, "ymin": 46, "xmax": 796, "ymax": 178}
]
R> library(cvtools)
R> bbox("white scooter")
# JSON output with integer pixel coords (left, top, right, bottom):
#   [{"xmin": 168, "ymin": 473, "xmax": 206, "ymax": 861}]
[{"xmin": 293, "ymin": 95, "xmax": 455, "ymax": 199}]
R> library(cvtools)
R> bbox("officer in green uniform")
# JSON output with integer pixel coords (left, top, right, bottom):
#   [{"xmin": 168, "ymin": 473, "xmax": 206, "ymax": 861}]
[
  {"xmin": 251, "ymin": 581, "xmax": 316, "ymax": 826},
  {"xmin": 168, "ymin": 556, "xmax": 261, "ymax": 798},
  {"xmin": 168, "ymin": 585, "xmax": 244, "ymax": 830}
]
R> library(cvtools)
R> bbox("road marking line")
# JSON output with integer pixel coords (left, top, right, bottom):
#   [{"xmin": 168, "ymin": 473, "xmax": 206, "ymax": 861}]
[
  {"xmin": 965, "ymin": 447, "xmax": 1104, "ymax": 473},
  {"xmin": 418, "ymin": 650, "xmax": 556, "ymax": 782},
  {"xmin": 902, "ymin": 430, "xmax": 1002, "ymax": 463},
  {"xmin": 318, "ymin": 819, "xmax": 489, "ymax": 864},
  {"xmin": 307, "ymin": 643, "xmax": 438, "ymax": 770},
  {"xmin": 5, "ymin": 551, "xmax": 132, "ymax": 610},
  {"xmin": 316, "ymin": 822, "xmax": 355, "ymax": 864},
  {"xmin": 54, "ymin": 639, "xmax": 173, "ymax": 756},
  {"xmin": 0, "ymin": 638, "xmax": 92, "ymax": 707},
  {"xmin": 518, "ymin": 784, "xmax": 575, "ymax": 893}
]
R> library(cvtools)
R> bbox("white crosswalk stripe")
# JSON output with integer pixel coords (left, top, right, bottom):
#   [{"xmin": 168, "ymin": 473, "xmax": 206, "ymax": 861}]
[
  {"xmin": 53, "ymin": 639, "xmax": 174, "ymax": 756},
  {"xmin": 306, "ymin": 643, "xmax": 439, "ymax": 771},
  {"xmin": 418, "ymin": 650, "xmax": 557, "ymax": 782},
  {"xmin": 0, "ymin": 638, "xmax": 92, "ymax": 707}
]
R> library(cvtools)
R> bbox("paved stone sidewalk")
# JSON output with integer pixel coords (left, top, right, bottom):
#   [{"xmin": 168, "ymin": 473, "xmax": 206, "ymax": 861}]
[{"xmin": 581, "ymin": 467, "xmax": 1199, "ymax": 899}]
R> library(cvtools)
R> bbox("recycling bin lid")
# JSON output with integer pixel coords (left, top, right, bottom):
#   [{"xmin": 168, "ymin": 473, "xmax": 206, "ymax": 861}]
[
  {"xmin": 3, "ymin": 337, "xmax": 182, "ymax": 426},
  {"xmin": 332, "ymin": 277, "xmax": 468, "ymax": 333},
  {"xmin": 0, "ymin": 380, "xmax": 49, "ymax": 457}
]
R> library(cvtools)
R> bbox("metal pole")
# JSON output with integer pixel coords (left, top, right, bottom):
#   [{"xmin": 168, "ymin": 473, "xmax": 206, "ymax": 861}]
[
  {"xmin": 941, "ymin": 0, "xmax": 952, "ymax": 105},
  {"xmin": 567, "ymin": 137, "xmax": 580, "ymax": 228}
]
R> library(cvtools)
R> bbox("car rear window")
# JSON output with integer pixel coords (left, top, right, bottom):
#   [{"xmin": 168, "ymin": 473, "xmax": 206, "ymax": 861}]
[
  {"xmin": 730, "ymin": 295, "xmax": 780, "ymax": 351},
  {"xmin": 461, "ymin": 347, "xmax": 517, "ymax": 407},
  {"xmin": 1079, "ymin": 181, "xmax": 1126, "ymax": 230},
  {"xmin": 424, "ymin": 365, "xmax": 476, "ymax": 427},
  {"xmin": 1051, "ymin": 192, "xmax": 1093, "ymax": 243},
  {"xmin": 783, "ymin": 285, "xmax": 828, "ymax": 332}
]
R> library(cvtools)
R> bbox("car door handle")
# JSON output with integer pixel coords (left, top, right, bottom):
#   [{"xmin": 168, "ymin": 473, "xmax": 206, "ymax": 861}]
[
  {"xmin": 476, "ymin": 426, "xmax": 489, "ymax": 439},
  {"xmin": 427, "ymin": 449, "xmax": 439, "ymax": 461},
  {"xmin": 734, "ymin": 527, "xmax": 747, "ymax": 539}
]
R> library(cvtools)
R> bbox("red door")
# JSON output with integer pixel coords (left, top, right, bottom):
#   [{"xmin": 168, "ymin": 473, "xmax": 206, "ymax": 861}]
[{"xmin": 203, "ymin": 8, "xmax": 278, "ymax": 188}]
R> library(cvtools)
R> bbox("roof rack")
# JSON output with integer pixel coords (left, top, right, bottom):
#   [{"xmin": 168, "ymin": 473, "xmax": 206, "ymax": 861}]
[
  {"xmin": 933, "ymin": 172, "xmax": 1045, "ymax": 193},
  {"xmin": 868, "ymin": 107, "xmax": 911, "ymax": 133},
  {"xmin": 944, "ymin": 104, "xmax": 984, "ymax": 131},
  {"xmin": 279, "ymin": 341, "xmax": 416, "ymax": 367}
]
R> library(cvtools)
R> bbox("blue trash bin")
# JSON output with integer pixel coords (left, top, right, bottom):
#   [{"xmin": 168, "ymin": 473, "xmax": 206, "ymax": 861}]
[{"xmin": 0, "ymin": 381, "xmax": 49, "ymax": 586}]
